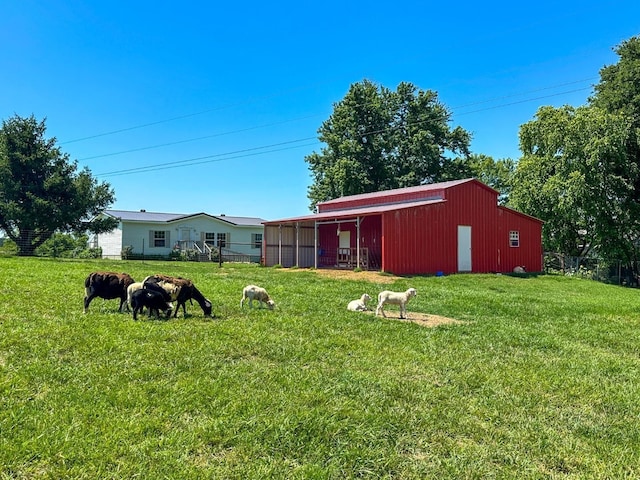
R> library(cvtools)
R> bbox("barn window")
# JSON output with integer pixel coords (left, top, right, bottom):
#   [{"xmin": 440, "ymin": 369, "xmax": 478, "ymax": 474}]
[
  {"xmin": 152, "ymin": 230, "xmax": 166, "ymax": 247},
  {"xmin": 509, "ymin": 231, "xmax": 520, "ymax": 247},
  {"xmin": 217, "ymin": 233, "xmax": 227, "ymax": 248},
  {"xmin": 252, "ymin": 233, "xmax": 262, "ymax": 249}
]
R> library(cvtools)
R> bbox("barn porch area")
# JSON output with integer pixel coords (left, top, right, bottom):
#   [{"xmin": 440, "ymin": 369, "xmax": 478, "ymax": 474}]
[{"xmin": 262, "ymin": 214, "xmax": 382, "ymax": 271}]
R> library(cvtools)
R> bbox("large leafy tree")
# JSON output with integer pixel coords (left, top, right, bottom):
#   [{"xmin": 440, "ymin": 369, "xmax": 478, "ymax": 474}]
[
  {"xmin": 591, "ymin": 36, "xmax": 640, "ymax": 119},
  {"xmin": 510, "ymin": 105, "xmax": 636, "ymax": 262},
  {"xmin": 0, "ymin": 115, "xmax": 118, "ymax": 256},
  {"xmin": 510, "ymin": 36, "xmax": 640, "ymax": 266},
  {"xmin": 305, "ymin": 80, "xmax": 471, "ymax": 210}
]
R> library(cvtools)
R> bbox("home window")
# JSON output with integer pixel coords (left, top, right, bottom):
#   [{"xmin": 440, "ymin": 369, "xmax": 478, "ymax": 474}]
[
  {"xmin": 204, "ymin": 232, "xmax": 216, "ymax": 246},
  {"xmin": 509, "ymin": 231, "xmax": 520, "ymax": 247},
  {"xmin": 252, "ymin": 233, "xmax": 263, "ymax": 249},
  {"xmin": 217, "ymin": 233, "xmax": 227, "ymax": 248},
  {"xmin": 153, "ymin": 231, "xmax": 166, "ymax": 247}
]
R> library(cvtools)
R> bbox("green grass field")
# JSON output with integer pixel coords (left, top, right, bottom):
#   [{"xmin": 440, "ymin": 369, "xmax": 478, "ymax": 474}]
[{"xmin": 1, "ymin": 257, "xmax": 639, "ymax": 479}]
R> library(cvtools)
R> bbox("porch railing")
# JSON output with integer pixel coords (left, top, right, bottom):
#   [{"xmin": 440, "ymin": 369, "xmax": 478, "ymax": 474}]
[
  {"xmin": 176, "ymin": 240, "xmax": 214, "ymax": 261},
  {"xmin": 336, "ymin": 247, "xmax": 369, "ymax": 270}
]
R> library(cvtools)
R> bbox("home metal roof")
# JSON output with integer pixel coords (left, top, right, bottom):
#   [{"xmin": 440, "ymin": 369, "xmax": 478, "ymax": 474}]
[
  {"xmin": 105, "ymin": 210, "xmax": 266, "ymax": 227},
  {"xmin": 263, "ymin": 198, "xmax": 446, "ymax": 225}
]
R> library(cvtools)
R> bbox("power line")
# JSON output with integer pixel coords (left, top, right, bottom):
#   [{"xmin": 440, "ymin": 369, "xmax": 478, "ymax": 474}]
[
  {"xmin": 450, "ymin": 77, "xmax": 596, "ymax": 110},
  {"xmin": 455, "ymin": 86, "xmax": 593, "ymax": 116},
  {"xmin": 77, "ymin": 77, "xmax": 596, "ymax": 162},
  {"xmin": 97, "ymin": 138, "xmax": 319, "ymax": 177},
  {"xmin": 58, "ymin": 85, "xmax": 322, "ymax": 145},
  {"xmin": 78, "ymin": 113, "xmax": 322, "ymax": 161},
  {"xmin": 94, "ymin": 85, "xmax": 593, "ymax": 179}
]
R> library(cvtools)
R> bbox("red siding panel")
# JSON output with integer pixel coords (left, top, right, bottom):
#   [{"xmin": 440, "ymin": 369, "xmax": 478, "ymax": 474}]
[
  {"xmin": 496, "ymin": 208, "xmax": 543, "ymax": 272},
  {"xmin": 317, "ymin": 216, "xmax": 383, "ymax": 269},
  {"xmin": 381, "ymin": 181, "xmax": 542, "ymax": 275}
]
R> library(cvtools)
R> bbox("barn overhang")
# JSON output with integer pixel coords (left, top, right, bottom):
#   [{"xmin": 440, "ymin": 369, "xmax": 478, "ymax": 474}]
[
  {"xmin": 263, "ymin": 198, "xmax": 446, "ymax": 226},
  {"xmin": 263, "ymin": 199, "xmax": 446, "ymax": 269}
]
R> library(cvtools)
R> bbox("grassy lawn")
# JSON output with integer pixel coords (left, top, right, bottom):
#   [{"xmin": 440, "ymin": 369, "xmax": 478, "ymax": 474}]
[{"xmin": 1, "ymin": 257, "xmax": 639, "ymax": 479}]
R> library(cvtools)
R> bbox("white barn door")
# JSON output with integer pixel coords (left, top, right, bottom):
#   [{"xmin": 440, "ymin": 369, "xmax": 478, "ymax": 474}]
[
  {"xmin": 339, "ymin": 230, "xmax": 350, "ymax": 249},
  {"xmin": 337, "ymin": 230, "xmax": 351, "ymax": 267},
  {"xmin": 457, "ymin": 225, "xmax": 472, "ymax": 272}
]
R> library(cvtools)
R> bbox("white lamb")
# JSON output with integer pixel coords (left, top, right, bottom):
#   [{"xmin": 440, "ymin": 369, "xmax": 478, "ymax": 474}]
[
  {"xmin": 375, "ymin": 288, "xmax": 417, "ymax": 319},
  {"xmin": 126, "ymin": 282, "xmax": 144, "ymax": 311},
  {"xmin": 241, "ymin": 285, "xmax": 276, "ymax": 310},
  {"xmin": 347, "ymin": 293, "xmax": 371, "ymax": 311}
]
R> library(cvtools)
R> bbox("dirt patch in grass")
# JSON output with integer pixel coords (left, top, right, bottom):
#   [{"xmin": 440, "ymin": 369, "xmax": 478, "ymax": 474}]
[
  {"xmin": 363, "ymin": 310, "xmax": 464, "ymax": 328},
  {"xmin": 312, "ymin": 268, "xmax": 400, "ymax": 284},
  {"xmin": 283, "ymin": 268, "xmax": 461, "ymax": 327}
]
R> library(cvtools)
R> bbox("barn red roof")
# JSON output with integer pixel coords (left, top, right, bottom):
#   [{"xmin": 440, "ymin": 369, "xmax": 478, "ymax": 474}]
[{"xmin": 262, "ymin": 198, "xmax": 446, "ymax": 225}]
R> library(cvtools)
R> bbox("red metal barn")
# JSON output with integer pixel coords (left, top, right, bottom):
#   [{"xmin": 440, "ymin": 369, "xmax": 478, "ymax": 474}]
[{"xmin": 263, "ymin": 178, "xmax": 543, "ymax": 275}]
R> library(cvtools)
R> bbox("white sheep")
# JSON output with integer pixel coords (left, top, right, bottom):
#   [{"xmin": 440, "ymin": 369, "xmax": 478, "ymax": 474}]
[
  {"xmin": 347, "ymin": 293, "xmax": 371, "ymax": 311},
  {"xmin": 241, "ymin": 285, "xmax": 276, "ymax": 309},
  {"xmin": 126, "ymin": 282, "xmax": 145, "ymax": 311},
  {"xmin": 375, "ymin": 288, "xmax": 417, "ymax": 319}
]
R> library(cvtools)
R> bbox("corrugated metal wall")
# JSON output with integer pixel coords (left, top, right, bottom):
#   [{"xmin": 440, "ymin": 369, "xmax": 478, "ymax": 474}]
[
  {"xmin": 496, "ymin": 208, "xmax": 543, "ymax": 272},
  {"xmin": 264, "ymin": 223, "xmax": 317, "ymax": 268},
  {"xmin": 382, "ymin": 181, "xmax": 542, "ymax": 275},
  {"xmin": 317, "ymin": 216, "xmax": 383, "ymax": 269}
]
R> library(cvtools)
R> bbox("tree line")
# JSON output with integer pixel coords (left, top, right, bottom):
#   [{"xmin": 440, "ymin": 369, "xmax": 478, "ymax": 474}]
[{"xmin": 2, "ymin": 36, "xmax": 639, "ymax": 268}]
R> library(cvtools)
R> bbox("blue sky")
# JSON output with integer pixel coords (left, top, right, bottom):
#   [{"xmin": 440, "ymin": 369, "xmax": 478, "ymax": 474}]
[{"xmin": 2, "ymin": 1, "xmax": 639, "ymax": 220}]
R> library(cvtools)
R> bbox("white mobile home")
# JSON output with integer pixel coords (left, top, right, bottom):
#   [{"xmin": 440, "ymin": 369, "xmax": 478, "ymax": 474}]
[{"xmin": 92, "ymin": 210, "xmax": 266, "ymax": 261}]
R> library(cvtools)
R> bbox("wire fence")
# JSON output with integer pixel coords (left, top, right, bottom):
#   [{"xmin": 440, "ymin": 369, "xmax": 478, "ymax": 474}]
[
  {"xmin": 117, "ymin": 241, "xmax": 263, "ymax": 265},
  {"xmin": 544, "ymin": 253, "xmax": 639, "ymax": 287},
  {"xmin": 0, "ymin": 235, "xmax": 263, "ymax": 265}
]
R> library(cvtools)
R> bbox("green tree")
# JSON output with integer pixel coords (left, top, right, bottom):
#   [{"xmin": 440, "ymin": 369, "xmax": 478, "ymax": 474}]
[
  {"xmin": 510, "ymin": 36, "xmax": 640, "ymax": 268},
  {"xmin": 590, "ymin": 36, "xmax": 640, "ymax": 119},
  {"xmin": 510, "ymin": 105, "xmax": 635, "ymax": 261},
  {"xmin": 305, "ymin": 80, "xmax": 471, "ymax": 210},
  {"xmin": 0, "ymin": 114, "xmax": 118, "ymax": 256},
  {"xmin": 34, "ymin": 232, "xmax": 102, "ymax": 258},
  {"xmin": 588, "ymin": 36, "xmax": 640, "ymax": 266}
]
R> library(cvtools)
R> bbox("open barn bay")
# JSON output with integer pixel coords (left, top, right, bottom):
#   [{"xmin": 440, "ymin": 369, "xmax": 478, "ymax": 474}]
[{"xmin": 1, "ymin": 257, "xmax": 639, "ymax": 478}]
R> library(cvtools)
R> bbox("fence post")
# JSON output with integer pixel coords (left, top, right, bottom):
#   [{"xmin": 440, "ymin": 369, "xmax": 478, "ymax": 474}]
[{"xmin": 618, "ymin": 260, "xmax": 622, "ymax": 285}]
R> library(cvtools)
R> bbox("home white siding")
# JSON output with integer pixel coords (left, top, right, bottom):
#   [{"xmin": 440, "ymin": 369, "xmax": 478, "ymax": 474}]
[
  {"xmin": 97, "ymin": 227, "xmax": 123, "ymax": 258},
  {"xmin": 122, "ymin": 223, "xmax": 172, "ymax": 255},
  {"xmin": 100, "ymin": 212, "xmax": 265, "ymax": 260}
]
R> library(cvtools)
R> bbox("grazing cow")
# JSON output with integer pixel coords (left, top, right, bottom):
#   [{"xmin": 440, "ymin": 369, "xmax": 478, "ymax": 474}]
[
  {"xmin": 84, "ymin": 271, "xmax": 135, "ymax": 313},
  {"xmin": 130, "ymin": 288, "xmax": 173, "ymax": 320},
  {"xmin": 144, "ymin": 274, "xmax": 213, "ymax": 317}
]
